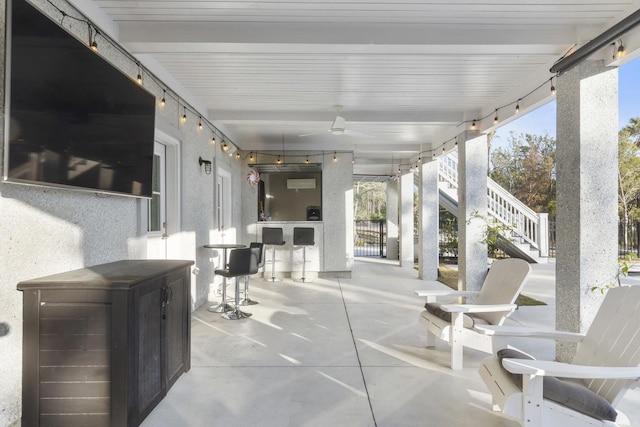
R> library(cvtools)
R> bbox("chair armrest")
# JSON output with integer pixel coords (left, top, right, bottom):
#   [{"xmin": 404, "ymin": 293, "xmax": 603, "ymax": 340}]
[
  {"xmin": 502, "ymin": 359, "xmax": 640, "ymax": 380},
  {"xmin": 414, "ymin": 289, "xmax": 480, "ymax": 298},
  {"xmin": 439, "ymin": 303, "xmax": 517, "ymax": 314},
  {"xmin": 474, "ymin": 325, "xmax": 586, "ymax": 343}
]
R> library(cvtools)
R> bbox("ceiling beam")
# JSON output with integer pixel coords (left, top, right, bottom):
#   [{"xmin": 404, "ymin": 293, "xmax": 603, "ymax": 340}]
[
  {"xmin": 119, "ymin": 22, "xmax": 579, "ymax": 54},
  {"xmin": 209, "ymin": 110, "xmax": 463, "ymax": 124}
]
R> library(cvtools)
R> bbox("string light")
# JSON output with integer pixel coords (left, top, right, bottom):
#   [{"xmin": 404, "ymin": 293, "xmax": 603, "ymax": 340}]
[
  {"xmin": 198, "ymin": 117, "xmax": 203, "ymax": 130},
  {"xmin": 333, "ymin": 151, "xmax": 337, "ymax": 162},
  {"xmin": 236, "ymin": 152, "xmax": 240, "ymax": 159},
  {"xmin": 432, "ymin": 151, "xmax": 436, "ymax": 160},
  {"xmin": 464, "ymin": 75, "xmax": 558, "ymax": 133},
  {"xmin": 249, "ymin": 152, "xmax": 254, "ymax": 161},
  {"xmin": 305, "ymin": 155, "xmax": 310, "ymax": 164},
  {"xmin": 222, "ymin": 141, "xmax": 229, "ymax": 151},
  {"xmin": 181, "ymin": 106, "xmax": 187, "ymax": 123},
  {"xmin": 615, "ymin": 39, "xmax": 626, "ymax": 59},
  {"xmin": 160, "ymin": 90, "xmax": 166, "ymax": 107},
  {"xmin": 276, "ymin": 155, "xmax": 282, "ymax": 164},
  {"xmin": 136, "ymin": 63, "xmax": 143, "ymax": 85},
  {"xmin": 211, "ymin": 132, "xmax": 216, "ymax": 144}
]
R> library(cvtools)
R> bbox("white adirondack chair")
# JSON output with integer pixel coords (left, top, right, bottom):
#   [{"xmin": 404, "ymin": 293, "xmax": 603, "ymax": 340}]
[
  {"xmin": 477, "ymin": 285, "xmax": 640, "ymax": 427},
  {"xmin": 415, "ymin": 258, "xmax": 532, "ymax": 369}
]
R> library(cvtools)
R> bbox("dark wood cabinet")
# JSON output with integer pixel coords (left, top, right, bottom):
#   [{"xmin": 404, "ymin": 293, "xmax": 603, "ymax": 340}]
[{"xmin": 18, "ymin": 260, "xmax": 194, "ymax": 427}]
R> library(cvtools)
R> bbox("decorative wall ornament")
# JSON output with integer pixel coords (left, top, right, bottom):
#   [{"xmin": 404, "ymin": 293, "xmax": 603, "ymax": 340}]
[{"xmin": 247, "ymin": 169, "xmax": 260, "ymax": 185}]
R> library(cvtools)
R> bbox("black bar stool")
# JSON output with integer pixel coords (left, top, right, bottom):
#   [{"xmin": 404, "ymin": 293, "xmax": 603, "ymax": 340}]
[
  {"xmin": 240, "ymin": 242, "xmax": 264, "ymax": 306},
  {"xmin": 293, "ymin": 227, "xmax": 315, "ymax": 283},
  {"xmin": 216, "ymin": 247, "xmax": 259, "ymax": 320},
  {"xmin": 262, "ymin": 227, "xmax": 286, "ymax": 282}
]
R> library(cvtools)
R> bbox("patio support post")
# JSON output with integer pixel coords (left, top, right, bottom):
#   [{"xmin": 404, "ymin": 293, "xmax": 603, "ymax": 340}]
[
  {"xmin": 386, "ymin": 179, "xmax": 399, "ymax": 260},
  {"xmin": 418, "ymin": 158, "xmax": 439, "ymax": 280},
  {"xmin": 399, "ymin": 169, "xmax": 414, "ymax": 267},
  {"xmin": 556, "ymin": 60, "xmax": 619, "ymax": 362},
  {"xmin": 458, "ymin": 132, "xmax": 488, "ymax": 292}
]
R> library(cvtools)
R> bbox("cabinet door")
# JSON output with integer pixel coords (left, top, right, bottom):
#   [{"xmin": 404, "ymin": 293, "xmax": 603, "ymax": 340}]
[
  {"xmin": 164, "ymin": 269, "xmax": 188, "ymax": 387},
  {"xmin": 136, "ymin": 283, "xmax": 164, "ymax": 419}
]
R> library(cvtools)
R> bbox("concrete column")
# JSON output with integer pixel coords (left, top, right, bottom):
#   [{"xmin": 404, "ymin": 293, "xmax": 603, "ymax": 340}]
[
  {"xmin": 556, "ymin": 60, "xmax": 618, "ymax": 362},
  {"xmin": 458, "ymin": 132, "xmax": 488, "ymax": 292},
  {"xmin": 386, "ymin": 179, "xmax": 399, "ymax": 260},
  {"xmin": 418, "ymin": 159, "xmax": 439, "ymax": 280},
  {"xmin": 399, "ymin": 170, "xmax": 414, "ymax": 267}
]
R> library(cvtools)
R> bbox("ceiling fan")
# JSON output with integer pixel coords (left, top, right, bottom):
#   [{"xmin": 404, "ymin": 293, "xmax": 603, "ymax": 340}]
[{"xmin": 300, "ymin": 106, "xmax": 372, "ymax": 138}]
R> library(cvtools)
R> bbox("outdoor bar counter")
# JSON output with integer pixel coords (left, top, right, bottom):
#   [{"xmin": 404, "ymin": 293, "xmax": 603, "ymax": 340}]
[{"xmin": 254, "ymin": 221, "xmax": 323, "ymax": 279}]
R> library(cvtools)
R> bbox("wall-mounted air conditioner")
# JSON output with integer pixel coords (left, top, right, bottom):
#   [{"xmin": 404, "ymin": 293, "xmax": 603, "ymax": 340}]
[{"xmin": 287, "ymin": 179, "xmax": 316, "ymax": 190}]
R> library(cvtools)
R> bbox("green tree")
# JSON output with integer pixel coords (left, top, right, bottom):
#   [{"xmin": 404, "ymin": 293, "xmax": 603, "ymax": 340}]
[
  {"xmin": 490, "ymin": 132, "xmax": 556, "ymax": 215},
  {"xmin": 618, "ymin": 119, "xmax": 640, "ymax": 249},
  {"xmin": 353, "ymin": 181, "xmax": 387, "ymax": 220}
]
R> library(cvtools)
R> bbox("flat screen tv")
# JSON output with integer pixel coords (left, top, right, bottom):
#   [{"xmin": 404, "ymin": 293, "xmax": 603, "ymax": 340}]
[{"xmin": 3, "ymin": 0, "xmax": 156, "ymax": 198}]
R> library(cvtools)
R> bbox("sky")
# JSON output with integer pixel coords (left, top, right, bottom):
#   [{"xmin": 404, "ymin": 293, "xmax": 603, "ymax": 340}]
[{"xmin": 492, "ymin": 58, "xmax": 640, "ymax": 149}]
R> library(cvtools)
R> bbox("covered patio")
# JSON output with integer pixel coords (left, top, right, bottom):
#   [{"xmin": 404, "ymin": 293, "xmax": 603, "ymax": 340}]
[
  {"xmin": 141, "ymin": 258, "xmax": 640, "ymax": 426},
  {"xmin": 2, "ymin": 1, "xmax": 640, "ymax": 426}
]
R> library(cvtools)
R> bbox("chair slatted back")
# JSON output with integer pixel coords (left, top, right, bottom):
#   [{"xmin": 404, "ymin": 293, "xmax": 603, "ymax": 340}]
[
  {"xmin": 474, "ymin": 258, "xmax": 532, "ymax": 325},
  {"xmin": 573, "ymin": 286, "xmax": 640, "ymax": 405}
]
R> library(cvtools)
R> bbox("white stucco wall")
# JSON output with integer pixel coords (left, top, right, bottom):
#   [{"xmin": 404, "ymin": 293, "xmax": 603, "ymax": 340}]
[{"xmin": 0, "ymin": 0, "xmax": 242, "ymax": 424}]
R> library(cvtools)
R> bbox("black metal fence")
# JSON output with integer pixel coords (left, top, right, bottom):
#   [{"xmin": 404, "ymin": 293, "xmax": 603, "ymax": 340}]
[{"xmin": 354, "ymin": 220, "xmax": 386, "ymax": 257}]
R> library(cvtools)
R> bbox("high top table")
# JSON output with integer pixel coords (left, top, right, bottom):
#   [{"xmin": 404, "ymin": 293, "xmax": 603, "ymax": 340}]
[{"xmin": 204, "ymin": 243, "xmax": 246, "ymax": 312}]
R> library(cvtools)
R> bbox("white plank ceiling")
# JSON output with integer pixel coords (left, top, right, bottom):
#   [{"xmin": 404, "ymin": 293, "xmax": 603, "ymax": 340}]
[{"xmin": 78, "ymin": 0, "xmax": 640, "ymax": 175}]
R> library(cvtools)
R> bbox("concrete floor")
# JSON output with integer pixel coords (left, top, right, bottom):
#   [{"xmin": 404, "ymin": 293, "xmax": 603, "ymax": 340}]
[{"xmin": 141, "ymin": 258, "xmax": 640, "ymax": 427}]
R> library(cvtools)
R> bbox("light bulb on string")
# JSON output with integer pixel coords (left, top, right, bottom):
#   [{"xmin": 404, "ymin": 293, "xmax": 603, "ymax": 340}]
[
  {"xmin": 160, "ymin": 90, "xmax": 166, "ymax": 107},
  {"xmin": 276, "ymin": 155, "xmax": 282, "ymax": 164},
  {"xmin": 550, "ymin": 78, "xmax": 556, "ymax": 95},
  {"xmin": 236, "ymin": 152, "xmax": 240, "ymax": 159},
  {"xmin": 432, "ymin": 151, "xmax": 436, "ymax": 160},
  {"xmin": 333, "ymin": 152, "xmax": 337, "ymax": 162},
  {"xmin": 181, "ymin": 106, "xmax": 187, "ymax": 123},
  {"xmin": 211, "ymin": 134, "xmax": 216, "ymax": 145},
  {"xmin": 471, "ymin": 120, "xmax": 476, "ymax": 130},
  {"xmin": 198, "ymin": 117, "xmax": 203, "ymax": 130},
  {"xmin": 249, "ymin": 152, "xmax": 254, "ymax": 161},
  {"xmin": 493, "ymin": 110, "xmax": 499, "ymax": 124},
  {"xmin": 305, "ymin": 155, "xmax": 309, "ymax": 164},
  {"xmin": 136, "ymin": 63, "xmax": 143, "ymax": 85},
  {"xmin": 616, "ymin": 39, "xmax": 626, "ymax": 59},
  {"xmin": 515, "ymin": 101, "xmax": 520, "ymax": 114},
  {"xmin": 222, "ymin": 141, "xmax": 229, "ymax": 151},
  {"xmin": 88, "ymin": 25, "xmax": 98, "ymax": 51}
]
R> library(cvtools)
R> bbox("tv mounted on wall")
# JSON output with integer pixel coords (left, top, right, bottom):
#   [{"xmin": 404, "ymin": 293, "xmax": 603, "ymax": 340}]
[{"xmin": 3, "ymin": 0, "xmax": 156, "ymax": 198}]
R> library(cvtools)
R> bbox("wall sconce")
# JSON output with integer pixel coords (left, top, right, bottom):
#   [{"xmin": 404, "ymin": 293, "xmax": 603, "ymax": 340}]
[{"xmin": 199, "ymin": 156, "xmax": 212, "ymax": 174}]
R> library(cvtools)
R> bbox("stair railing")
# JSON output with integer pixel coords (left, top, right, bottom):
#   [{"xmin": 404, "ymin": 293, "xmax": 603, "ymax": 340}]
[{"xmin": 436, "ymin": 152, "xmax": 548, "ymax": 258}]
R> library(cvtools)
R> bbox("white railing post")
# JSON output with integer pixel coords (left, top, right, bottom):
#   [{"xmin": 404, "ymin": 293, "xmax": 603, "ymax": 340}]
[{"xmin": 538, "ymin": 213, "xmax": 549, "ymax": 257}]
